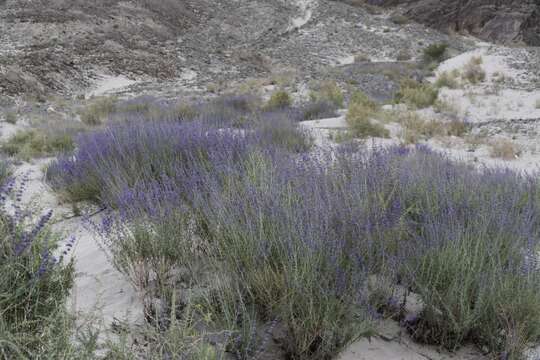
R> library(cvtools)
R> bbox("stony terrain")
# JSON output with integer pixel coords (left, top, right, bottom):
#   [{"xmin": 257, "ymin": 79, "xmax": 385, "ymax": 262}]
[{"xmin": 366, "ymin": 0, "xmax": 540, "ymax": 46}]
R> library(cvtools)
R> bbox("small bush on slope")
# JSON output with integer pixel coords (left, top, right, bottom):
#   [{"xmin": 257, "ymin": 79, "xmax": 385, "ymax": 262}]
[
  {"xmin": 264, "ymin": 90, "xmax": 292, "ymax": 110},
  {"xmin": 423, "ymin": 43, "xmax": 448, "ymax": 63},
  {"xmin": 346, "ymin": 91, "xmax": 389, "ymax": 138},
  {"xmin": 396, "ymin": 79, "xmax": 439, "ymax": 109},
  {"xmin": 1, "ymin": 129, "xmax": 75, "ymax": 160}
]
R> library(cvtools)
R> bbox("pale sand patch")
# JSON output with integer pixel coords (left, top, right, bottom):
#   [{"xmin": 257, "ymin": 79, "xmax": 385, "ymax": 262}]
[{"xmin": 86, "ymin": 74, "xmax": 137, "ymax": 99}]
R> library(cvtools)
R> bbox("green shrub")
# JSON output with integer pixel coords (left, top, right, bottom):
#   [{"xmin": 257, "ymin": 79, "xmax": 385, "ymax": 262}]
[
  {"xmin": 434, "ymin": 71, "xmax": 460, "ymax": 89},
  {"xmin": 310, "ymin": 81, "xmax": 344, "ymax": 107},
  {"xmin": 264, "ymin": 90, "xmax": 292, "ymax": 110},
  {"xmin": 1, "ymin": 129, "xmax": 75, "ymax": 160},
  {"xmin": 346, "ymin": 91, "xmax": 389, "ymax": 138},
  {"xmin": 390, "ymin": 14, "xmax": 409, "ymax": 25},
  {"xmin": 0, "ymin": 166, "xmax": 75, "ymax": 358},
  {"xmin": 396, "ymin": 48, "xmax": 412, "ymax": 61},
  {"xmin": 396, "ymin": 79, "xmax": 439, "ymax": 109},
  {"xmin": 80, "ymin": 96, "xmax": 117, "ymax": 125},
  {"xmin": 423, "ymin": 43, "xmax": 448, "ymax": 63},
  {"xmin": 5, "ymin": 112, "xmax": 17, "ymax": 124}
]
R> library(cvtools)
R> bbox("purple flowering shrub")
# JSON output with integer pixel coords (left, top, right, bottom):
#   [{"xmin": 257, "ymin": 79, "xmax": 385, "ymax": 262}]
[
  {"xmin": 0, "ymin": 169, "xmax": 74, "ymax": 357},
  {"xmin": 48, "ymin": 108, "xmax": 540, "ymax": 358},
  {"xmin": 47, "ymin": 115, "xmax": 312, "ymax": 204}
]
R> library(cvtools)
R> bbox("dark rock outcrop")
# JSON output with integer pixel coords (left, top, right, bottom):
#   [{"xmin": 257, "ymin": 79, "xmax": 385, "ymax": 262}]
[{"xmin": 366, "ymin": 0, "xmax": 540, "ymax": 46}]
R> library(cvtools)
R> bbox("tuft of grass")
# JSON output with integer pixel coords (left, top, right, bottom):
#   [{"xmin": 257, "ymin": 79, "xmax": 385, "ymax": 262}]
[
  {"xmin": 390, "ymin": 13, "xmax": 409, "ymax": 25},
  {"xmin": 264, "ymin": 90, "xmax": 292, "ymax": 110},
  {"xmin": 461, "ymin": 56, "xmax": 486, "ymax": 84},
  {"xmin": 354, "ymin": 53, "xmax": 371, "ymax": 63},
  {"xmin": 423, "ymin": 43, "xmax": 448, "ymax": 63},
  {"xmin": 80, "ymin": 96, "xmax": 117, "ymax": 126},
  {"xmin": 489, "ymin": 138, "xmax": 521, "ymax": 160},
  {"xmin": 310, "ymin": 80, "xmax": 344, "ymax": 108},
  {"xmin": 434, "ymin": 71, "xmax": 460, "ymax": 89},
  {"xmin": 0, "ymin": 164, "xmax": 75, "ymax": 358},
  {"xmin": 396, "ymin": 48, "xmax": 412, "ymax": 61},
  {"xmin": 5, "ymin": 111, "xmax": 17, "ymax": 124},
  {"xmin": 301, "ymin": 100, "xmax": 338, "ymax": 121},
  {"xmin": 396, "ymin": 79, "xmax": 439, "ymax": 109},
  {"xmin": 1, "ymin": 129, "xmax": 75, "ymax": 160},
  {"xmin": 346, "ymin": 91, "xmax": 389, "ymax": 138}
]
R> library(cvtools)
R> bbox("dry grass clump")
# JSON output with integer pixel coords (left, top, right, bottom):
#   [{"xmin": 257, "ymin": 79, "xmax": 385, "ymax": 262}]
[
  {"xmin": 1, "ymin": 129, "xmax": 75, "ymax": 160},
  {"xmin": 354, "ymin": 53, "xmax": 371, "ymax": 63},
  {"xmin": 423, "ymin": 43, "xmax": 448, "ymax": 63},
  {"xmin": 80, "ymin": 96, "xmax": 117, "ymax": 126},
  {"xmin": 396, "ymin": 48, "xmax": 412, "ymax": 61},
  {"xmin": 264, "ymin": 90, "xmax": 292, "ymax": 110},
  {"xmin": 346, "ymin": 91, "xmax": 389, "ymax": 138},
  {"xmin": 399, "ymin": 111, "xmax": 469, "ymax": 144},
  {"xmin": 434, "ymin": 70, "xmax": 460, "ymax": 89},
  {"xmin": 390, "ymin": 13, "xmax": 409, "ymax": 25},
  {"xmin": 310, "ymin": 80, "xmax": 344, "ymax": 107},
  {"xmin": 396, "ymin": 79, "xmax": 439, "ymax": 109},
  {"xmin": 5, "ymin": 111, "xmax": 17, "ymax": 124},
  {"xmin": 489, "ymin": 139, "xmax": 521, "ymax": 160},
  {"xmin": 462, "ymin": 56, "xmax": 486, "ymax": 84}
]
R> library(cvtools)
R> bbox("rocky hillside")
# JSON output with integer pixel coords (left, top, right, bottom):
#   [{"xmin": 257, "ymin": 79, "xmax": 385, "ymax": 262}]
[
  {"xmin": 366, "ymin": 0, "xmax": 540, "ymax": 46},
  {"xmin": 0, "ymin": 0, "xmax": 467, "ymax": 99}
]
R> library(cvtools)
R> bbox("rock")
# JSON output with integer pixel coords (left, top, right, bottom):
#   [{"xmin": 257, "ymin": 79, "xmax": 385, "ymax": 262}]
[{"xmin": 365, "ymin": 0, "xmax": 540, "ymax": 46}]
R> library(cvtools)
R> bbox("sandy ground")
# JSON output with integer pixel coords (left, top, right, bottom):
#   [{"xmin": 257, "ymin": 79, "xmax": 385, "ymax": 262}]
[
  {"xmin": 10, "ymin": 159, "xmax": 143, "ymax": 341},
  {"xmin": 86, "ymin": 74, "xmax": 138, "ymax": 99}
]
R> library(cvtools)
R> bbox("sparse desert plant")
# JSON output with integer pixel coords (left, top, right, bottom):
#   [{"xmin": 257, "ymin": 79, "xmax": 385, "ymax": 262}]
[
  {"xmin": 346, "ymin": 91, "xmax": 389, "ymax": 138},
  {"xmin": 423, "ymin": 43, "xmax": 448, "ymax": 63},
  {"xmin": 0, "ymin": 167, "xmax": 75, "ymax": 358},
  {"xmin": 264, "ymin": 90, "xmax": 292, "ymax": 110},
  {"xmin": 462, "ymin": 56, "xmax": 486, "ymax": 84},
  {"xmin": 1, "ymin": 129, "xmax": 75, "ymax": 160},
  {"xmin": 396, "ymin": 79, "xmax": 439, "ymax": 109},
  {"xmin": 301, "ymin": 100, "xmax": 338, "ymax": 120},
  {"xmin": 434, "ymin": 71, "xmax": 460, "ymax": 89},
  {"xmin": 5, "ymin": 111, "xmax": 17, "ymax": 124},
  {"xmin": 390, "ymin": 13, "xmax": 409, "ymax": 25},
  {"xmin": 396, "ymin": 48, "xmax": 412, "ymax": 61},
  {"xmin": 489, "ymin": 138, "xmax": 521, "ymax": 160},
  {"xmin": 80, "ymin": 96, "xmax": 117, "ymax": 125},
  {"xmin": 310, "ymin": 80, "xmax": 344, "ymax": 107},
  {"xmin": 354, "ymin": 53, "xmax": 371, "ymax": 63}
]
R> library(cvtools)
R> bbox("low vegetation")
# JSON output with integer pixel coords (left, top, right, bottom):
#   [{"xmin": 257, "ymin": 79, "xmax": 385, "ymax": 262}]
[
  {"xmin": 434, "ymin": 70, "xmax": 460, "ymax": 89},
  {"xmin": 310, "ymin": 80, "xmax": 344, "ymax": 108},
  {"xmin": 48, "ymin": 112, "xmax": 540, "ymax": 358},
  {"xmin": 0, "ymin": 162, "xmax": 75, "ymax": 358},
  {"xmin": 5, "ymin": 112, "xmax": 17, "ymax": 124},
  {"xmin": 1, "ymin": 129, "xmax": 75, "ymax": 160},
  {"xmin": 399, "ymin": 112, "xmax": 468, "ymax": 144},
  {"xmin": 396, "ymin": 79, "xmax": 439, "ymax": 109},
  {"xmin": 489, "ymin": 138, "xmax": 521, "ymax": 160},
  {"xmin": 423, "ymin": 43, "xmax": 448, "ymax": 63},
  {"xmin": 535, "ymin": 98, "xmax": 540, "ymax": 109},
  {"xmin": 461, "ymin": 56, "xmax": 486, "ymax": 84},
  {"xmin": 264, "ymin": 90, "xmax": 292, "ymax": 110},
  {"xmin": 80, "ymin": 96, "xmax": 117, "ymax": 126},
  {"xmin": 346, "ymin": 91, "xmax": 389, "ymax": 138}
]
